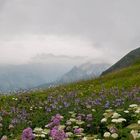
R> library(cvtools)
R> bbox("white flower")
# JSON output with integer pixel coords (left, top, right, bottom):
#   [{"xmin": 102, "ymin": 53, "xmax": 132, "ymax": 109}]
[
  {"xmin": 40, "ymin": 134, "xmax": 45, "ymax": 138},
  {"xmin": 111, "ymin": 133, "xmax": 118, "ymax": 139},
  {"xmin": 101, "ymin": 118, "xmax": 107, "ymax": 123},
  {"xmin": 117, "ymin": 118, "xmax": 126, "ymax": 123},
  {"xmin": 66, "ymin": 121, "xmax": 72, "ymax": 125},
  {"xmin": 135, "ymin": 110, "xmax": 140, "ymax": 114},
  {"xmin": 124, "ymin": 110, "xmax": 129, "ymax": 113},
  {"xmin": 92, "ymin": 109, "xmax": 96, "ymax": 112},
  {"xmin": 105, "ymin": 109, "xmax": 113, "ymax": 113},
  {"xmin": 66, "ymin": 132, "xmax": 73, "ymax": 137},
  {"xmin": 103, "ymin": 113, "xmax": 107, "ymax": 117},
  {"xmin": 112, "ymin": 112, "xmax": 121, "ymax": 119},
  {"xmin": 82, "ymin": 137, "xmax": 87, "ymax": 140},
  {"xmin": 1, "ymin": 135, "xmax": 8, "ymax": 140},
  {"xmin": 69, "ymin": 118, "xmax": 76, "ymax": 122},
  {"xmin": 111, "ymin": 119, "xmax": 118, "ymax": 123},
  {"xmin": 129, "ymin": 104, "xmax": 138, "ymax": 108},
  {"xmin": 138, "ymin": 120, "xmax": 140, "ymax": 125},
  {"xmin": 58, "ymin": 125, "xmax": 66, "ymax": 130},
  {"xmin": 131, "ymin": 130, "xmax": 140, "ymax": 139},
  {"xmin": 33, "ymin": 128, "xmax": 43, "ymax": 133},
  {"xmin": 112, "ymin": 118, "xmax": 126, "ymax": 123},
  {"xmin": 104, "ymin": 132, "xmax": 111, "ymax": 138}
]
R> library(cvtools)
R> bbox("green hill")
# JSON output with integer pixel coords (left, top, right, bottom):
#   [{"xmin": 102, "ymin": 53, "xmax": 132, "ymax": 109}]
[
  {"xmin": 102, "ymin": 47, "xmax": 140, "ymax": 75},
  {"xmin": 0, "ymin": 61, "xmax": 140, "ymax": 139}
]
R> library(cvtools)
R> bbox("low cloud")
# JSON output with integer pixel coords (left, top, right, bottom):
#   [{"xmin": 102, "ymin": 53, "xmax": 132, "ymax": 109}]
[{"xmin": 0, "ymin": 0, "xmax": 140, "ymax": 65}]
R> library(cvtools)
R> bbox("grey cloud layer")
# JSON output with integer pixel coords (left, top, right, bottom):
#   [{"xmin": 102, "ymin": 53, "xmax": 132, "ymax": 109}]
[{"xmin": 0, "ymin": 0, "xmax": 140, "ymax": 64}]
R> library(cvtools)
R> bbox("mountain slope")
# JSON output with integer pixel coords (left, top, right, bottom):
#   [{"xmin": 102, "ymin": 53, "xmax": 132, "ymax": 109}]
[
  {"xmin": 59, "ymin": 62, "xmax": 110, "ymax": 83},
  {"xmin": 102, "ymin": 47, "xmax": 140, "ymax": 75},
  {"xmin": 37, "ymin": 62, "xmax": 110, "ymax": 88}
]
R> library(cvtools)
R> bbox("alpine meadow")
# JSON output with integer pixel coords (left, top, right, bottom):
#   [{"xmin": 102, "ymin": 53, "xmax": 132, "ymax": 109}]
[{"xmin": 0, "ymin": 1, "xmax": 140, "ymax": 140}]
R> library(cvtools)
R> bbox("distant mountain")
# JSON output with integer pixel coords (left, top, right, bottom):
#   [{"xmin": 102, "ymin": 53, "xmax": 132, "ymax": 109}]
[
  {"xmin": 102, "ymin": 47, "xmax": 140, "ymax": 75},
  {"xmin": 0, "ymin": 63, "xmax": 72, "ymax": 92},
  {"xmin": 59, "ymin": 62, "xmax": 110, "ymax": 83},
  {"xmin": 38, "ymin": 62, "xmax": 110, "ymax": 88}
]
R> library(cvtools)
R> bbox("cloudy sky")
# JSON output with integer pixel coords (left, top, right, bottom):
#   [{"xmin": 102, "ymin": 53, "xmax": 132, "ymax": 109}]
[{"xmin": 0, "ymin": 0, "xmax": 140, "ymax": 64}]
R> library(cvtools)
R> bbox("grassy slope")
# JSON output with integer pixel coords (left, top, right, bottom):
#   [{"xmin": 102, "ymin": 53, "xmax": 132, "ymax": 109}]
[
  {"xmin": 102, "ymin": 47, "xmax": 140, "ymax": 75},
  {"xmin": 49, "ymin": 61, "xmax": 140, "ymax": 95},
  {"xmin": 0, "ymin": 61, "xmax": 140, "ymax": 139},
  {"xmin": 1, "ymin": 61, "xmax": 140, "ymax": 107}
]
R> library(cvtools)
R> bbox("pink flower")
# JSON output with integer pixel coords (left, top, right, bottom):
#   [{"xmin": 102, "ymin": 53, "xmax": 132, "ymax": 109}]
[
  {"xmin": 50, "ymin": 127, "xmax": 67, "ymax": 140},
  {"xmin": 22, "ymin": 127, "xmax": 35, "ymax": 140}
]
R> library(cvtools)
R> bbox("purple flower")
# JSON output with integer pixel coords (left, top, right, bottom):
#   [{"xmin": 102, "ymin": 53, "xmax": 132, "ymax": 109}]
[
  {"xmin": 52, "ymin": 114, "xmax": 63, "ymax": 126},
  {"xmin": 22, "ymin": 127, "xmax": 35, "ymax": 140},
  {"xmin": 74, "ymin": 128, "xmax": 83, "ymax": 134},
  {"xmin": 104, "ymin": 101, "xmax": 110, "ymax": 108},
  {"xmin": 86, "ymin": 114, "xmax": 93, "ymax": 121},
  {"xmin": 50, "ymin": 127, "xmax": 67, "ymax": 140}
]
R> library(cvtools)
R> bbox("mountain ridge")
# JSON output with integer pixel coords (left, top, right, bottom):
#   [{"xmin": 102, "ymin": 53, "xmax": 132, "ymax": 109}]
[{"xmin": 102, "ymin": 47, "xmax": 140, "ymax": 75}]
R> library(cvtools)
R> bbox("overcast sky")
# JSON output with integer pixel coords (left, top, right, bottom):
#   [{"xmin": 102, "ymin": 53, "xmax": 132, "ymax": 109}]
[{"xmin": 0, "ymin": 0, "xmax": 140, "ymax": 64}]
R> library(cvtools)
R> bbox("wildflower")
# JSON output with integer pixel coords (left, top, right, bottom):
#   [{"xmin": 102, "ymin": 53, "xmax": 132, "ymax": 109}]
[
  {"xmin": 92, "ymin": 109, "xmax": 96, "ymax": 112},
  {"xmin": 111, "ymin": 112, "xmax": 121, "ymax": 119},
  {"xmin": 105, "ymin": 109, "xmax": 113, "ymax": 113},
  {"xmin": 69, "ymin": 111, "xmax": 75, "ymax": 114},
  {"xmin": 124, "ymin": 110, "xmax": 129, "ymax": 113},
  {"xmin": 1, "ymin": 136, "xmax": 8, "ymax": 140},
  {"xmin": 117, "ymin": 118, "xmax": 126, "ymax": 123},
  {"xmin": 131, "ymin": 130, "xmax": 140, "ymax": 139},
  {"xmin": 66, "ymin": 121, "xmax": 72, "ymax": 125},
  {"xmin": 129, "ymin": 104, "xmax": 138, "ymax": 108},
  {"xmin": 40, "ymin": 134, "xmax": 45, "ymax": 138},
  {"xmin": 66, "ymin": 132, "xmax": 73, "ymax": 137},
  {"xmin": 58, "ymin": 125, "xmax": 66, "ymax": 130},
  {"xmin": 76, "ymin": 120, "xmax": 85, "ymax": 125},
  {"xmin": 22, "ymin": 127, "xmax": 35, "ymax": 140},
  {"xmin": 104, "ymin": 101, "xmax": 110, "ymax": 108},
  {"xmin": 112, "ymin": 118, "xmax": 126, "ymax": 123},
  {"xmin": 111, "ymin": 133, "xmax": 118, "ymax": 139},
  {"xmin": 33, "ymin": 128, "xmax": 43, "ymax": 134},
  {"xmin": 73, "ymin": 126, "xmax": 79, "ymax": 129},
  {"xmin": 86, "ymin": 114, "xmax": 93, "ymax": 121},
  {"xmin": 50, "ymin": 127, "xmax": 67, "ymax": 140},
  {"xmin": 82, "ymin": 137, "xmax": 88, "ymax": 140},
  {"xmin": 104, "ymin": 132, "xmax": 111, "ymax": 138},
  {"xmin": 52, "ymin": 114, "xmax": 63, "ymax": 126},
  {"xmin": 86, "ymin": 105, "xmax": 91, "ymax": 109},
  {"xmin": 109, "ymin": 127, "xmax": 118, "ymax": 134},
  {"xmin": 138, "ymin": 120, "xmax": 140, "ymax": 125},
  {"xmin": 101, "ymin": 118, "xmax": 107, "ymax": 123},
  {"xmin": 69, "ymin": 118, "xmax": 76, "ymax": 122},
  {"xmin": 74, "ymin": 128, "xmax": 84, "ymax": 134},
  {"xmin": 8, "ymin": 124, "xmax": 14, "ymax": 130},
  {"xmin": 135, "ymin": 109, "xmax": 140, "ymax": 114}
]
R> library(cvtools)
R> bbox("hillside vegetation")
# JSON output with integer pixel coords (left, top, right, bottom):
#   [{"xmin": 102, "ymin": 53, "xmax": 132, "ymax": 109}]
[
  {"xmin": 102, "ymin": 47, "xmax": 140, "ymax": 75},
  {"xmin": 0, "ymin": 61, "xmax": 140, "ymax": 139}
]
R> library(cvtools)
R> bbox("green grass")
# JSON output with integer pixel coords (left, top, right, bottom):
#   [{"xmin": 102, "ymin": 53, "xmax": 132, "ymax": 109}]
[
  {"xmin": 47, "ymin": 61, "xmax": 140, "ymax": 95},
  {"xmin": 0, "ymin": 62, "xmax": 140, "ymax": 139}
]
